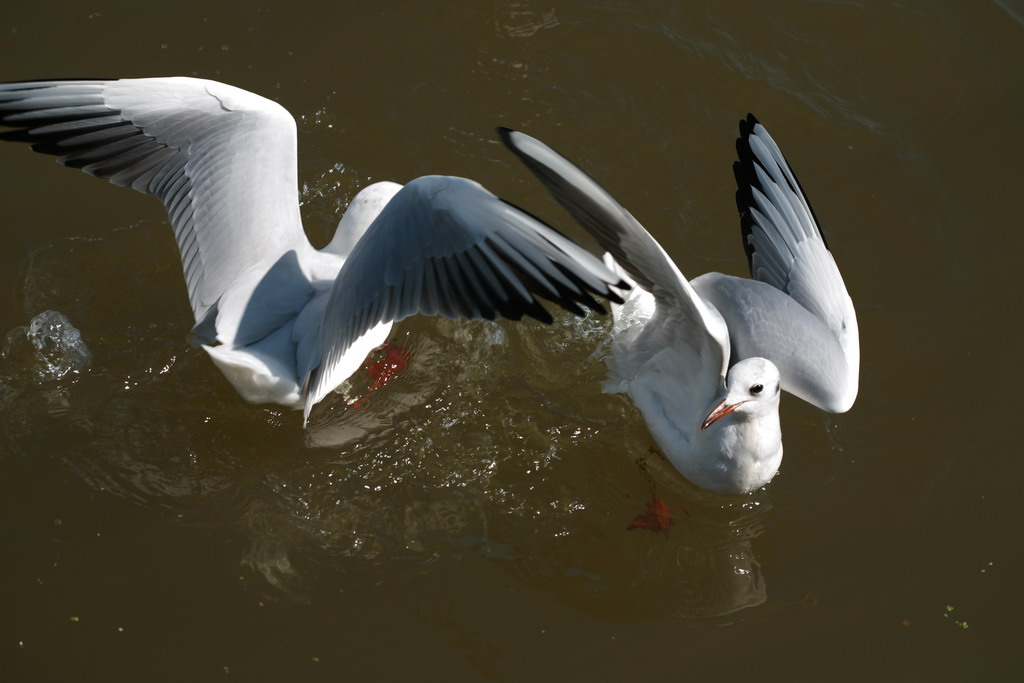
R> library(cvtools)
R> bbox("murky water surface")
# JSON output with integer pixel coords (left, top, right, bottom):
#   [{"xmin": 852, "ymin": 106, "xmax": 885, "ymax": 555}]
[{"xmin": 1, "ymin": 1, "xmax": 1021, "ymax": 679}]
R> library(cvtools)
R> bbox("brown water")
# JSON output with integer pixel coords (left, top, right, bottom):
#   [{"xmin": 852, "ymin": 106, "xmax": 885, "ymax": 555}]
[{"xmin": 1, "ymin": 1, "xmax": 1021, "ymax": 680}]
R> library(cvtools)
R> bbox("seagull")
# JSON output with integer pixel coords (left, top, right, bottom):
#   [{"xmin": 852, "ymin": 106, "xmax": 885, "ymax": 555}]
[
  {"xmin": 0, "ymin": 77, "xmax": 627, "ymax": 423},
  {"xmin": 500, "ymin": 116, "xmax": 859, "ymax": 494}
]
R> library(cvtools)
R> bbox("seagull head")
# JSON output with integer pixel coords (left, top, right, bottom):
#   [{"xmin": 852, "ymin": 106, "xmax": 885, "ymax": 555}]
[{"xmin": 701, "ymin": 357, "xmax": 781, "ymax": 430}]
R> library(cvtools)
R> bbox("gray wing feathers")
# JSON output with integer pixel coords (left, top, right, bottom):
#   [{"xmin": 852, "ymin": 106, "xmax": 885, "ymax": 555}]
[
  {"xmin": 0, "ymin": 78, "xmax": 311, "ymax": 346},
  {"xmin": 499, "ymin": 127, "xmax": 731, "ymax": 365},
  {"xmin": 499, "ymin": 127, "xmax": 661, "ymax": 293},
  {"xmin": 734, "ymin": 114, "xmax": 855, "ymax": 340},
  {"xmin": 302, "ymin": 175, "xmax": 628, "ymax": 414},
  {"xmin": 692, "ymin": 272, "xmax": 855, "ymax": 413},
  {"xmin": 732, "ymin": 114, "xmax": 859, "ymax": 411}
]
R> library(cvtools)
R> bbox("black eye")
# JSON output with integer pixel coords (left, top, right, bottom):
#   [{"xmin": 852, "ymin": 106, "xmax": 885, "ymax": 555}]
[{"xmin": 751, "ymin": 384, "xmax": 764, "ymax": 395}]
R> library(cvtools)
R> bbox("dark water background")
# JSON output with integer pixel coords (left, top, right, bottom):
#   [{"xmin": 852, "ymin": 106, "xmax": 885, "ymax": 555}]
[{"xmin": 1, "ymin": 1, "xmax": 1021, "ymax": 680}]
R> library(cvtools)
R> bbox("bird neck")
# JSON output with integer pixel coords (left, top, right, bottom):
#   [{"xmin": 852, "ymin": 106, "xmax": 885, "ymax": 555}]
[{"xmin": 688, "ymin": 410, "xmax": 783, "ymax": 495}]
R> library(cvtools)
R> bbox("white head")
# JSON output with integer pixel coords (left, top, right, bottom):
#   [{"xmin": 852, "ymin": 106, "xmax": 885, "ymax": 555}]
[
  {"xmin": 702, "ymin": 357, "xmax": 781, "ymax": 430},
  {"xmin": 324, "ymin": 181, "xmax": 404, "ymax": 257}
]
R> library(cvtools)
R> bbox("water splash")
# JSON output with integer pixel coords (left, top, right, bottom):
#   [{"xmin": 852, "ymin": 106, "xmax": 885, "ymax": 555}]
[{"xmin": 3, "ymin": 310, "xmax": 92, "ymax": 383}]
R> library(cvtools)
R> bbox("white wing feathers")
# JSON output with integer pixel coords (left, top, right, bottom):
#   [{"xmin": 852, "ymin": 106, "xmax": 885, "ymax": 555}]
[
  {"xmin": 733, "ymin": 114, "xmax": 858, "ymax": 363},
  {"xmin": 715, "ymin": 114, "xmax": 859, "ymax": 411},
  {"xmin": 0, "ymin": 78, "xmax": 312, "ymax": 347}
]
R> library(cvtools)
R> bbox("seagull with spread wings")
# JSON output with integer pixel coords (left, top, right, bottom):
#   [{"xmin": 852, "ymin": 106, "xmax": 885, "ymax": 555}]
[
  {"xmin": 501, "ymin": 118, "xmax": 859, "ymax": 494},
  {"xmin": 0, "ymin": 77, "xmax": 627, "ymax": 423}
]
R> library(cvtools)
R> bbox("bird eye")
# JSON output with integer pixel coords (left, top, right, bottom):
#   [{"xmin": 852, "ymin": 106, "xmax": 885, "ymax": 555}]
[{"xmin": 751, "ymin": 384, "xmax": 764, "ymax": 395}]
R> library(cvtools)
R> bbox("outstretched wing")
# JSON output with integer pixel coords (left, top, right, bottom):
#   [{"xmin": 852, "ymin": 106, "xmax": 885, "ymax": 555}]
[
  {"xmin": 703, "ymin": 114, "xmax": 859, "ymax": 412},
  {"xmin": 302, "ymin": 174, "xmax": 629, "ymax": 418},
  {"xmin": 499, "ymin": 127, "xmax": 731, "ymax": 381},
  {"xmin": 0, "ymin": 78, "xmax": 313, "ymax": 346}
]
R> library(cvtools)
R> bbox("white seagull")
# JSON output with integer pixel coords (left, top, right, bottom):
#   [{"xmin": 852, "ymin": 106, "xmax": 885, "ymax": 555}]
[
  {"xmin": 0, "ymin": 77, "xmax": 627, "ymax": 423},
  {"xmin": 501, "ymin": 117, "xmax": 859, "ymax": 494}
]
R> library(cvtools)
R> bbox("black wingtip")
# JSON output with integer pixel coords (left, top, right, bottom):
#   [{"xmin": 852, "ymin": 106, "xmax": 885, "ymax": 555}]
[
  {"xmin": 733, "ymin": 116, "xmax": 761, "ymax": 275},
  {"xmin": 0, "ymin": 129, "xmax": 34, "ymax": 143},
  {"xmin": 733, "ymin": 112, "xmax": 830, "ymax": 274},
  {"xmin": 497, "ymin": 126, "xmax": 533, "ymax": 170},
  {"xmin": 496, "ymin": 126, "xmax": 516, "ymax": 147}
]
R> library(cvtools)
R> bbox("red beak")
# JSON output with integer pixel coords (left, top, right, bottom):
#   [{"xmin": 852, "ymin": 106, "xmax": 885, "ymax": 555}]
[{"xmin": 701, "ymin": 399, "xmax": 747, "ymax": 430}]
